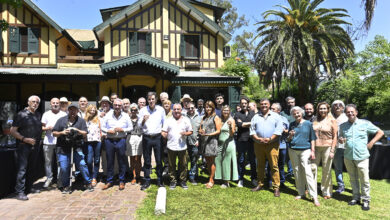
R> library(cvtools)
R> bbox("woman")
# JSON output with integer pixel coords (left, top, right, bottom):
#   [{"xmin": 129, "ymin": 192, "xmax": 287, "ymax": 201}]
[
  {"xmin": 312, "ymin": 102, "xmax": 338, "ymax": 199},
  {"xmin": 199, "ymin": 101, "xmax": 221, "ymax": 188},
  {"xmin": 287, "ymin": 106, "xmax": 320, "ymax": 206},
  {"xmin": 126, "ymin": 103, "xmax": 143, "ymax": 184},
  {"xmin": 84, "ymin": 104, "xmax": 102, "ymax": 187},
  {"xmin": 163, "ymin": 99, "xmax": 172, "ymax": 118},
  {"xmin": 215, "ymin": 105, "xmax": 238, "ymax": 188}
]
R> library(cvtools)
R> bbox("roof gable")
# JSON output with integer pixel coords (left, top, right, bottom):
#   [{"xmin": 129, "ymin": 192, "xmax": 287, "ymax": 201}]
[{"xmin": 23, "ymin": 0, "xmax": 63, "ymax": 33}]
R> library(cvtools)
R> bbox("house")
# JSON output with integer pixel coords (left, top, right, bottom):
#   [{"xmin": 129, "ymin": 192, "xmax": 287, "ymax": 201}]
[{"xmin": 0, "ymin": 0, "xmax": 242, "ymax": 112}]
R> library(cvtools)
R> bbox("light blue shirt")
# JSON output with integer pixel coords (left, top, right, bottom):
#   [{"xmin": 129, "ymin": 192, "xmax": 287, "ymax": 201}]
[
  {"xmin": 101, "ymin": 111, "xmax": 133, "ymax": 139},
  {"xmin": 138, "ymin": 105, "xmax": 165, "ymax": 135},
  {"xmin": 340, "ymin": 118, "xmax": 380, "ymax": 161},
  {"xmin": 280, "ymin": 115, "xmax": 289, "ymax": 149},
  {"xmin": 250, "ymin": 111, "xmax": 283, "ymax": 144}
]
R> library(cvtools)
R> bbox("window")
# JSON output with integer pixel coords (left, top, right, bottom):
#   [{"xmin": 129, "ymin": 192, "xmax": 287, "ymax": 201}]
[
  {"xmin": 9, "ymin": 26, "xmax": 40, "ymax": 54},
  {"xmin": 180, "ymin": 35, "xmax": 200, "ymax": 58},
  {"xmin": 129, "ymin": 32, "xmax": 151, "ymax": 55}
]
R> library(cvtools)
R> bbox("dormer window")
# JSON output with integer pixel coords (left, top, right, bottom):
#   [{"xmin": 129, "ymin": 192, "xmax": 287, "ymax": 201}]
[
  {"xmin": 9, "ymin": 26, "xmax": 40, "ymax": 54},
  {"xmin": 180, "ymin": 34, "xmax": 200, "ymax": 59}
]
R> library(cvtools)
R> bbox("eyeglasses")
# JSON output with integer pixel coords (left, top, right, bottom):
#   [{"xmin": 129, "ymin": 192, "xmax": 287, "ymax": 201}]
[
  {"xmin": 189, "ymin": 107, "xmax": 195, "ymax": 109},
  {"xmin": 334, "ymin": 103, "xmax": 343, "ymax": 107},
  {"xmin": 131, "ymin": 109, "xmax": 137, "ymax": 112}
]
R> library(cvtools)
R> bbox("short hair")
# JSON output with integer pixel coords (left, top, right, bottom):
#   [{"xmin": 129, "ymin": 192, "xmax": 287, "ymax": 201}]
[
  {"xmin": 163, "ymin": 99, "xmax": 172, "ymax": 106},
  {"xmin": 28, "ymin": 95, "xmax": 41, "ymax": 103},
  {"xmin": 50, "ymin": 97, "xmax": 59, "ymax": 103},
  {"xmin": 285, "ymin": 96, "xmax": 295, "ymax": 102},
  {"xmin": 271, "ymin": 102, "xmax": 282, "ymax": 111},
  {"xmin": 110, "ymin": 93, "xmax": 118, "ymax": 97},
  {"xmin": 240, "ymin": 96, "xmax": 250, "ymax": 103},
  {"xmin": 304, "ymin": 103, "xmax": 314, "ymax": 109},
  {"xmin": 172, "ymin": 103, "xmax": 182, "ymax": 109},
  {"xmin": 197, "ymin": 99, "xmax": 204, "ymax": 103},
  {"xmin": 215, "ymin": 93, "xmax": 224, "ymax": 100},
  {"xmin": 160, "ymin": 92, "xmax": 169, "ymax": 99},
  {"xmin": 290, "ymin": 106, "xmax": 304, "ymax": 115},
  {"xmin": 122, "ymin": 98, "xmax": 130, "ymax": 103},
  {"xmin": 138, "ymin": 97, "xmax": 146, "ymax": 102},
  {"xmin": 113, "ymin": 98, "xmax": 123, "ymax": 105},
  {"xmin": 130, "ymin": 103, "xmax": 138, "ymax": 110},
  {"xmin": 147, "ymin": 91, "xmax": 156, "ymax": 99},
  {"xmin": 188, "ymin": 102, "xmax": 195, "ymax": 107},
  {"xmin": 79, "ymin": 96, "xmax": 88, "ymax": 101},
  {"xmin": 259, "ymin": 98, "xmax": 270, "ymax": 104},
  {"xmin": 332, "ymin": 100, "xmax": 345, "ymax": 109},
  {"xmin": 345, "ymin": 104, "xmax": 357, "ymax": 111}
]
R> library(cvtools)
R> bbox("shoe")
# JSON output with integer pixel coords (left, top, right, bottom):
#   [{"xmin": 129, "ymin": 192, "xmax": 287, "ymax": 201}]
[
  {"xmin": 313, "ymin": 198, "xmax": 320, "ymax": 207},
  {"xmin": 119, "ymin": 182, "xmax": 125, "ymax": 190},
  {"xmin": 170, "ymin": 182, "xmax": 176, "ymax": 190},
  {"xmin": 16, "ymin": 193, "xmax": 28, "ymax": 201},
  {"xmin": 102, "ymin": 183, "xmax": 113, "ymax": 190},
  {"xmin": 251, "ymin": 185, "xmax": 264, "ymax": 192},
  {"xmin": 280, "ymin": 183, "xmax": 286, "ymax": 189},
  {"xmin": 237, "ymin": 180, "xmax": 243, "ymax": 188},
  {"xmin": 141, "ymin": 182, "xmax": 151, "ymax": 191},
  {"xmin": 220, "ymin": 183, "xmax": 230, "ymax": 189},
  {"xmin": 86, "ymin": 184, "xmax": 94, "ymax": 192},
  {"xmin": 295, "ymin": 195, "xmax": 303, "ymax": 200},
  {"xmin": 131, "ymin": 179, "xmax": 137, "ymax": 185},
  {"xmin": 43, "ymin": 177, "xmax": 52, "ymax": 188},
  {"xmin": 91, "ymin": 179, "xmax": 97, "ymax": 187},
  {"xmin": 30, "ymin": 188, "xmax": 40, "ymax": 194},
  {"xmin": 348, "ymin": 199, "xmax": 361, "ymax": 206},
  {"xmin": 62, "ymin": 186, "xmax": 71, "ymax": 194},
  {"xmin": 274, "ymin": 189, "xmax": 280, "ymax": 197},
  {"xmin": 362, "ymin": 200, "xmax": 370, "ymax": 211},
  {"xmin": 251, "ymin": 179, "xmax": 258, "ymax": 187},
  {"xmin": 335, "ymin": 185, "xmax": 345, "ymax": 194},
  {"xmin": 189, "ymin": 179, "xmax": 197, "ymax": 185},
  {"xmin": 157, "ymin": 181, "xmax": 165, "ymax": 188},
  {"xmin": 180, "ymin": 182, "xmax": 188, "ymax": 190}
]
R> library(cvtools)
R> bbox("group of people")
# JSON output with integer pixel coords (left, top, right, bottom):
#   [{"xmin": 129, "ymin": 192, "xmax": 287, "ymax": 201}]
[{"xmin": 10, "ymin": 92, "xmax": 383, "ymax": 211}]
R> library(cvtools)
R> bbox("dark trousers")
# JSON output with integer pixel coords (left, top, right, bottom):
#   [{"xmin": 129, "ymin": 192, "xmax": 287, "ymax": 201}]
[
  {"xmin": 167, "ymin": 149, "xmax": 187, "ymax": 183},
  {"xmin": 188, "ymin": 145, "xmax": 199, "ymax": 180},
  {"xmin": 105, "ymin": 138, "xmax": 127, "ymax": 183},
  {"xmin": 236, "ymin": 140, "xmax": 257, "ymax": 181},
  {"xmin": 15, "ymin": 143, "xmax": 40, "ymax": 194},
  {"xmin": 142, "ymin": 134, "xmax": 162, "ymax": 182}
]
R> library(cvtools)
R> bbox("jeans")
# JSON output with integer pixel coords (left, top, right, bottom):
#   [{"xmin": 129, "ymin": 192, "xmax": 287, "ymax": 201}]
[
  {"xmin": 236, "ymin": 140, "xmax": 257, "ymax": 181},
  {"xmin": 142, "ymin": 134, "xmax": 162, "ymax": 182},
  {"xmin": 86, "ymin": 141, "xmax": 102, "ymax": 180},
  {"xmin": 188, "ymin": 145, "xmax": 199, "ymax": 180},
  {"xmin": 43, "ymin": 144, "xmax": 56, "ymax": 179},
  {"xmin": 58, "ymin": 148, "xmax": 91, "ymax": 187},
  {"xmin": 15, "ymin": 143, "xmax": 40, "ymax": 194},
  {"xmin": 333, "ymin": 148, "xmax": 345, "ymax": 187},
  {"xmin": 105, "ymin": 138, "xmax": 127, "ymax": 183}
]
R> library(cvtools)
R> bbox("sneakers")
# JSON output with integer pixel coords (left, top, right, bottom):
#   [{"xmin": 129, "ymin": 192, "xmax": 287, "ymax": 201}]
[
  {"xmin": 335, "ymin": 185, "xmax": 345, "ymax": 194},
  {"xmin": 141, "ymin": 182, "xmax": 151, "ymax": 191},
  {"xmin": 189, "ymin": 179, "xmax": 197, "ymax": 185},
  {"xmin": 16, "ymin": 193, "xmax": 28, "ymax": 201},
  {"xmin": 62, "ymin": 186, "xmax": 71, "ymax": 194},
  {"xmin": 348, "ymin": 199, "xmax": 361, "ymax": 206},
  {"xmin": 30, "ymin": 188, "xmax": 41, "ymax": 194},
  {"xmin": 180, "ymin": 182, "xmax": 188, "ymax": 190},
  {"xmin": 43, "ymin": 177, "xmax": 52, "ymax": 188},
  {"xmin": 170, "ymin": 182, "xmax": 177, "ymax": 190},
  {"xmin": 251, "ymin": 179, "xmax": 258, "ymax": 187},
  {"xmin": 220, "ymin": 183, "xmax": 230, "ymax": 189},
  {"xmin": 362, "ymin": 200, "xmax": 370, "ymax": 211},
  {"xmin": 86, "ymin": 184, "xmax": 94, "ymax": 192},
  {"xmin": 237, "ymin": 180, "xmax": 243, "ymax": 188}
]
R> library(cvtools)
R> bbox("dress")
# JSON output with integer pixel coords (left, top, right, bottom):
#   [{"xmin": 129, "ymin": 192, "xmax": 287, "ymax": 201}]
[
  {"xmin": 215, "ymin": 120, "xmax": 238, "ymax": 181},
  {"xmin": 126, "ymin": 118, "xmax": 143, "ymax": 156},
  {"xmin": 200, "ymin": 115, "xmax": 218, "ymax": 157}
]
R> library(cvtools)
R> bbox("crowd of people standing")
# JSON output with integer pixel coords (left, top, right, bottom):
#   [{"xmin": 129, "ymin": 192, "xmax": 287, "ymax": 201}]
[{"xmin": 10, "ymin": 92, "xmax": 384, "ymax": 211}]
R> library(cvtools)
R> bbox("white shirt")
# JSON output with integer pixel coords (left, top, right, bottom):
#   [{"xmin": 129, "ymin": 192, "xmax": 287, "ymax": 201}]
[
  {"xmin": 101, "ymin": 111, "xmax": 133, "ymax": 139},
  {"xmin": 138, "ymin": 105, "xmax": 165, "ymax": 135},
  {"xmin": 41, "ymin": 110, "xmax": 67, "ymax": 145},
  {"xmin": 162, "ymin": 116, "xmax": 192, "ymax": 151}
]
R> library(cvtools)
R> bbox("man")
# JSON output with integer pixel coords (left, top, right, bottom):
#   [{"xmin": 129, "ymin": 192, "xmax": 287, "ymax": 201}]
[
  {"xmin": 280, "ymin": 96, "xmax": 295, "ymax": 177},
  {"xmin": 159, "ymin": 92, "xmax": 169, "ymax": 105},
  {"xmin": 270, "ymin": 102, "xmax": 289, "ymax": 188},
  {"xmin": 11, "ymin": 95, "xmax": 42, "ymax": 200},
  {"xmin": 52, "ymin": 103, "xmax": 92, "ymax": 194},
  {"xmin": 138, "ymin": 92, "xmax": 166, "ymax": 190},
  {"xmin": 99, "ymin": 96, "xmax": 111, "ymax": 118},
  {"xmin": 186, "ymin": 102, "xmax": 202, "ymax": 185},
  {"xmin": 196, "ymin": 99, "xmax": 205, "ymax": 117},
  {"xmin": 339, "ymin": 104, "xmax": 383, "ymax": 211},
  {"xmin": 59, "ymin": 97, "xmax": 70, "ymax": 113},
  {"xmin": 41, "ymin": 98, "xmax": 67, "ymax": 188},
  {"xmin": 250, "ymin": 98, "xmax": 283, "ymax": 197},
  {"xmin": 180, "ymin": 94, "xmax": 193, "ymax": 115},
  {"xmin": 110, "ymin": 93, "xmax": 118, "ymax": 104},
  {"xmin": 101, "ymin": 99, "xmax": 133, "ymax": 190},
  {"xmin": 162, "ymin": 104, "xmax": 193, "ymax": 190},
  {"xmin": 248, "ymin": 101, "xmax": 258, "ymax": 113},
  {"xmin": 78, "ymin": 97, "xmax": 88, "ymax": 119},
  {"xmin": 214, "ymin": 93, "xmax": 224, "ymax": 117},
  {"xmin": 304, "ymin": 103, "xmax": 316, "ymax": 122},
  {"xmin": 122, "ymin": 98, "xmax": 131, "ymax": 113},
  {"xmin": 331, "ymin": 100, "xmax": 348, "ymax": 193},
  {"xmin": 137, "ymin": 97, "xmax": 146, "ymax": 109},
  {"xmin": 234, "ymin": 96, "xmax": 257, "ymax": 187}
]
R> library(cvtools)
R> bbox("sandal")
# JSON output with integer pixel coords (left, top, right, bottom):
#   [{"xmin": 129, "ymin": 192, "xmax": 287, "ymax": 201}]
[
  {"xmin": 323, "ymin": 195, "xmax": 331, "ymax": 200},
  {"xmin": 205, "ymin": 182, "xmax": 214, "ymax": 189},
  {"xmin": 91, "ymin": 179, "xmax": 97, "ymax": 187},
  {"xmin": 313, "ymin": 198, "xmax": 321, "ymax": 207}
]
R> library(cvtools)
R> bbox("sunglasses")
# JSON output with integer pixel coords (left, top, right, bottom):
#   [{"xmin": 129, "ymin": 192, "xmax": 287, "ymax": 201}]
[{"xmin": 131, "ymin": 109, "xmax": 138, "ymax": 112}]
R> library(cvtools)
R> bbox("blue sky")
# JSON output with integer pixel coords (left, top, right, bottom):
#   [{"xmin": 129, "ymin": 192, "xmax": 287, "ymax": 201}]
[{"xmin": 32, "ymin": 0, "xmax": 390, "ymax": 52}]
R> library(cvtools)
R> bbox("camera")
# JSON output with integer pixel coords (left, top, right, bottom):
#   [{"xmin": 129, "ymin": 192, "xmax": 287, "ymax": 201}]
[{"xmin": 64, "ymin": 128, "xmax": 84, "ymax": 148}]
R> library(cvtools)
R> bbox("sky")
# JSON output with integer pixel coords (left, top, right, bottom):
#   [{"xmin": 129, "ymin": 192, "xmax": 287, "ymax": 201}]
[{"xmin": 32, "ymin": 0, "xmax": 390, "ymax": 52}]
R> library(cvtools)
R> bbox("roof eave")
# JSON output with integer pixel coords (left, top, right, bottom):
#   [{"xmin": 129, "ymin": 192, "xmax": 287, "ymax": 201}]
[{"xmin": 24, "ymin": 0, "xmax": 63, "ymax": 33}]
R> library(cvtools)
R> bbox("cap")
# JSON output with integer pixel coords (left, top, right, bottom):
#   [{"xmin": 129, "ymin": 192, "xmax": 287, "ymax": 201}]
[{"xmin": 68, "ymin": 103, "xmax": 78, "ymax": 110}]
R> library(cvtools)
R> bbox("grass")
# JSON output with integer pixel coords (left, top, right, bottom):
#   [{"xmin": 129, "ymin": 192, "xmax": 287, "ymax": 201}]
[{"xmin": 136, "ymin": 166, "xmax": 390, "ymax": 220}]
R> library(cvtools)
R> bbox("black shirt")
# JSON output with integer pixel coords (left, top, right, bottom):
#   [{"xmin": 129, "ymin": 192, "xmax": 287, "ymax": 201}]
[
  {"xmin": 234, "ymin": 110, "xmax": 255, "ymax": 141},
  {"xmin": 12, "ymin": 108, "xmax": 42, "ymax": 146},
  {"xmin": 53, "ymin": 115, "xmax": 87, "ymax": 154}
]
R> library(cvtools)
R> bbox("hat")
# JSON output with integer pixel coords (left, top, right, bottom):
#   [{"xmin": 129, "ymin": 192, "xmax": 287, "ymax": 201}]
[
  {"xmin": 68, "ymin": 103, "xmax": 78, "ymax": 110},
  {"xmin": 99, "ymin": 96, "xmax": 111, "ymax": 104},
  {"xmin": 59, "ymin": 97, "xmax": 71, "ymax": 104},
  {"xmin": 180, "ymin": 94, "xmax": 193, "ymax": 102}
]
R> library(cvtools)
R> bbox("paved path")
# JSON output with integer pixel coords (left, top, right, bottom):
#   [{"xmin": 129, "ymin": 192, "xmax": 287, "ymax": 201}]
[{"xmin": 0, "ymin": 181, "xmax": 146, "ymax": 220}]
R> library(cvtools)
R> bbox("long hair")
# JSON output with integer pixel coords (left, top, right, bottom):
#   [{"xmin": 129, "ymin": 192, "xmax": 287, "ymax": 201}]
[
  {"xmin": 85, "ymin": 104, "xmax": 99, "ymax": 124},
  {"xmin": 203, "ymin": 100, "xmax": 216, "ymax": 119},
  {"xmin": 316, "ymin": 102, "xmax": 330, "ymax": 121}
]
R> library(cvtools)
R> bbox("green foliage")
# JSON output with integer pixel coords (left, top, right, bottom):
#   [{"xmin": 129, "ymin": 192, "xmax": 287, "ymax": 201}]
[{"xmin": 242, "ymin": 72, "xmax": 271, "ymax": 101}]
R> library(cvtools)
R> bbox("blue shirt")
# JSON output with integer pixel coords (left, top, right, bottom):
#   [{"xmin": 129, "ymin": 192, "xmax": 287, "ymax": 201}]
[
  {"xmin": 250, "ymin": 111, "xmax": 283, "ymax": 144},
  {"xmin": 138, "ymin": 105, "xmax": 165, "ymax": 135},
  {"xmin": 339, "ymin": 118, "xmax": 380, "ymax": 161},
  {"xmin": 280, "ymin": 115, "xmax": 289, "ymax": 149},
  {"xmin": 289, "ymin": 120, "xmax": 317, "ymax": 150},
  {"xmin": 101, "ymin": 111, "xmax": 133, "ymax": 139}
]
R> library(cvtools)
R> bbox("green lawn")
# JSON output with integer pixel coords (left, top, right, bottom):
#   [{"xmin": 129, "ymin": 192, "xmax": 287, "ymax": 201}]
[{"xmin": 136, "ymin": 167, "xmax": 390, "ymax": 219}]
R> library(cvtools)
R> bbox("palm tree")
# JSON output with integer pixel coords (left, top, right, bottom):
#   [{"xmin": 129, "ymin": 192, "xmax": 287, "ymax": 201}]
[
  {"xmin": 362, "ymin": 0, "xmax": 377, "ymax": 31},
  {"xmin": 253, "ymin": 0, "xmax": 354, "ymax": 103}
]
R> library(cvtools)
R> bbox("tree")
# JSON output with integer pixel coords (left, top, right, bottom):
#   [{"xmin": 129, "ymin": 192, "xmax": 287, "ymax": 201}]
[
  {"xmin": 0, "ymin": 0, "xmax": 22, "ymax": 31},
  {"xmin": 362, "ymin": 0, "xmax": 377, "ymax": 31},
  {"xmin": 253, "ymin": 0, "xmax": 354, "ymax": 104}
]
